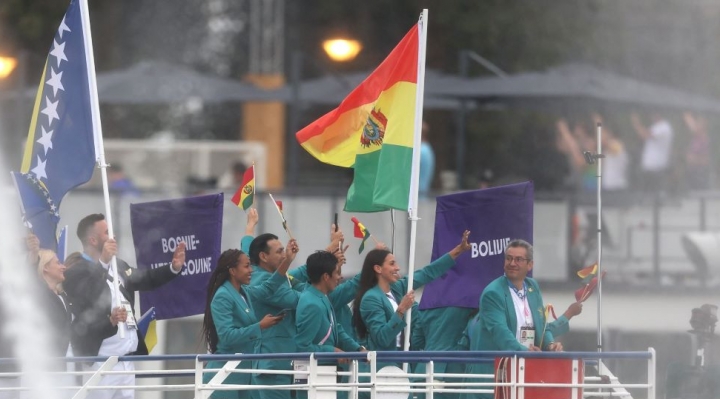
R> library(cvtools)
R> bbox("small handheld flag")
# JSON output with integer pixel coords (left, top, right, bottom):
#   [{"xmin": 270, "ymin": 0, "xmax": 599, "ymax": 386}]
[
  {"xmin": 57, "ymin": 225, "xmax": 68, "ymax": 262},
  {"xmin": 575, "ymin": 263, "xmax": 605, "ymax": 302},
  {"xmin": 137, "ymin": 307, "xmax": 158, "ymax": 353},
  {"xmin": 577, "ymin": 263, "xmax": 598, "ymax": 283},
  {"xmin": 231, "ymin": 164, "xmax": 255, "ymax": 211},
  {"xmin": 269, "ymin": 193, "xmax": 293, "ymax": 239},
  {"xmin": 351, "ymin": 217, "xmax": 372, "ymax": 254},
  {"xmin": 539, "ymin": 304, "xmax": 558, "ymax": 349}
]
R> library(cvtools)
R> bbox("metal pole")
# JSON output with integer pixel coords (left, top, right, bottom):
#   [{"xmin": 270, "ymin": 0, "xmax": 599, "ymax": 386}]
[
  {"xmin": 455, "ymin": 50, "xmax": 469, "ymax": 190},
  {"xmin": 652, "ymin": 194, "xmax": 661, "ymax": 284},
  {"xmin": 288, "ymin": 51, "xmax": 302, "ymax": 191},
  {"xmin": 596, "ymin": 122, "xmax": 603, "ymax": 353}
]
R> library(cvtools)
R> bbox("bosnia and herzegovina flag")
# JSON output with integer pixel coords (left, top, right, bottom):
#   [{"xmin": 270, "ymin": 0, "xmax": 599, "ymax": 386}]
[
  {"xmin": 19, "ymin": 0, "xmax": 96, "ymax": 210},
  {"xmin": 231, "ymin": 164, "xmax": 255, "ymax": 210},
  {"xmin": 296, "ymin": 22, "xmax": 423, "ymax": 212},
  {"xmin": 10, "ymin": 171, "xmax": 60, "ymax": 251},
  {"xmin": 138, "ymin": 307, "xmax": 158, "ymax": 353}
]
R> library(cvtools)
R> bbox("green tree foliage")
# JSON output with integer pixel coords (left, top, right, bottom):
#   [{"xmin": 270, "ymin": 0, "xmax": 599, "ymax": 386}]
[{"xmin": 0, "ymin": 0, "xmax": 69, "ymax": 53}]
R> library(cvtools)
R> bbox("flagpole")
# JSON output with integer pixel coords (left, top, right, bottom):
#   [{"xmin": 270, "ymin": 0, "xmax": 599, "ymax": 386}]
[
  {"xmin": 79, "ymin": 0, "xmax": 125, "ymax": 338},
  {"xmin": 251, "ymin": 163, "xmax": 256, "ymax": 209},
  {"xmin": 595, "ymin": 122, "xmax": 603, "ymax": 353},
  {"xmin": 402, "ymin": 9, "xmax": 428, "ymax": 359}
]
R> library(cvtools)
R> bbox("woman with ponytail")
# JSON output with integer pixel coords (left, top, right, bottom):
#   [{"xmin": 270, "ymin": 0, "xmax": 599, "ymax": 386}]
[
  {"xmin": 352, "ymin": 230, "xmax": 471, "ymax": 370},
  {"xmin": 201, "ymin": 248, "xmax": 293, "ymax": 399}
]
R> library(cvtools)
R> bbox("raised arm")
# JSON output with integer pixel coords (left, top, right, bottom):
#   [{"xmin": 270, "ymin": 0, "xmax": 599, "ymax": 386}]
[
  {"xmin": 400, "ymin": 230, "xmax": 471, "ymax": 291},
  {"xmin": 631, "ymin": 113, "xmax": 651, "ymax": 140}
]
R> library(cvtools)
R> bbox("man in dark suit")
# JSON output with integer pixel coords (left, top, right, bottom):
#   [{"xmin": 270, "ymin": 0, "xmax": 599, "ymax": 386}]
[{"xmin": 63, "ymin": 213, "xmax": 186, "ymax": 399}]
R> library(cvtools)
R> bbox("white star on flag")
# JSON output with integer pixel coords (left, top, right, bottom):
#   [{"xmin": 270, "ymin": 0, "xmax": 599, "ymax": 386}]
[
  {"xmin": 36, "ymin": 127, "xmax": 54, "ymax": 155},
  {"xmin": 57, "ymin": 17, "xmax": 71, "ymax": 38},
  {"xmin": 41, "ymin": 97, "xmax": 60, "ymax": 125},
  {"xmin": 49, "ymin": 39, "xmax": 68, "ymax": 68},
  {"xmin": 31, "ymin": 156, "xmax": 48, "ymax": 180},
  {"xmin": 45, "ymin": 68, "xmax": 64, "ymax": 97}
]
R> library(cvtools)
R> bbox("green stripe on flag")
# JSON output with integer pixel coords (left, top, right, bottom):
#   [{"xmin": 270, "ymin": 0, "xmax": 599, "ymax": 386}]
[
  {"xmin": 344, "ymin": 144, "xmax": 413, "ymax": 213},
  {"xmin": 241, "ymin": 193, "xmax": 253, "ymax": 210}
]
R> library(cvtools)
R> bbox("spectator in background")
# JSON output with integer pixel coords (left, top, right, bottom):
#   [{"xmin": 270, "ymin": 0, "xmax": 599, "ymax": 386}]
[
  {"xmin": 419, "ymin": 122, "xmax": 435, "ymax": 197},
  {"xmin": 217, "ymin": 161, "xmax": 247, "ymax": 190},
  {"xmin": 478, "ymin": 169, "xmax": 495, "ymax": 189},
  {"xmin": 631, "ymin": 112, "xmax": 674, "ymax": 193},
  {"xmin": 683, "ymin": 112, "xmax": 711, "ymax": 191},
  {"xmin": 592, "ymin": 113, "xmax": 629, "ymax": 193},
  {"xmin": 108, "ymin": 164, "xmax": 140, "ymax": 197},
  {"xmin": 555, "ymin": 117, "xmax": 597, "ymax": 193}
]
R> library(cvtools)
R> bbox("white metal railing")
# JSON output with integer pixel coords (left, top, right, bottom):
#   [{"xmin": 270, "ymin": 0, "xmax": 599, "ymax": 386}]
[{"xmin": 0, "ymin": 349, "xmax": 655, "ymax": 399}]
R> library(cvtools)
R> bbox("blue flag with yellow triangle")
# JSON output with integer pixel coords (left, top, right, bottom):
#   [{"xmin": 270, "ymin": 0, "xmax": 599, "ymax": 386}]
[{"xmin": 18, "ymin": 0, "xmax": 96, "ymax": 208}]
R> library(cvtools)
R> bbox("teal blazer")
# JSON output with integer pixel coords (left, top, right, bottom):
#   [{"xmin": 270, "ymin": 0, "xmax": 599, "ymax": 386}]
[
  {"xmin": 475, "ymin": 276, "xmax": 553, "ymax": 352},
  {"xmin": 464, "ymin": 275, "xmax": 554, "ymax": 397},
  {"xmin": 241, "ymin": 234, "xmax": 363, "ymax": 372},
  {"xmin": 359, "ymin": 253, "xmax": 456, "ymax": 352},
  {"xmin": 206, "ymin": 272, "xmax": 286, "ymax": 399},
  {"xmin": 296, "ymin": 286, "xmax": 360, "ymax": 354}
]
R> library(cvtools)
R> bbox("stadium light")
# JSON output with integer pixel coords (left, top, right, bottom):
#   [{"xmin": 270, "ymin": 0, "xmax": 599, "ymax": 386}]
[
  {"xmin": 0, "ymin": 56, "xmax": 17, "ymax": 79},
  {"xmin": 322, "ymin": 39, "xmax": 362, "ymax": 62}
]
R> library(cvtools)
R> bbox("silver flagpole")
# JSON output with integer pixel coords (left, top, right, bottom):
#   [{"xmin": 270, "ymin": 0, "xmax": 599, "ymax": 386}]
[{"xmin": 596, "ymin": 122, "xmax": 603, "ymax": 352}]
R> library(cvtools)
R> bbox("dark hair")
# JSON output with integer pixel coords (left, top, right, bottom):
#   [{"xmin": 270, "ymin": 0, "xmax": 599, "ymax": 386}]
[
  {"xmin": 249, "ymin": 233, "xmax": 279, "ymax": 265},
  {"xmin": 352, "ymin": 249, "xmax": 391, "ymax": 339},
  {"xmin": 306, "ymin": 251, "xmax": 338, "ymax": 284},
  {"xmin": 63, "ymin": 252, "xmax": 85, "ymax": 270},
  {"xmin": 505, "ymin": 239, "xmax": 533, "ymax": 260},
  {"xmin": 202, "ymin": 249, "xmax": 243, "ymax": 353},
  {"xmin": 76, "ymin": 214, "xmax": 105, "ymax": 244}
]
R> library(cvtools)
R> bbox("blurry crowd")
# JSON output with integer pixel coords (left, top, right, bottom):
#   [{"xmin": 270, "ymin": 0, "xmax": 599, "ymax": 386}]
[{"xmin": 555, "ymin": 111, "xmax": 711, "ymax": 197}]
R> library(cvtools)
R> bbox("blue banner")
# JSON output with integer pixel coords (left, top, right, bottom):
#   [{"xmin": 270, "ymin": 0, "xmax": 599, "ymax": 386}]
[
  {"xmin": 131, "ymin": 193, "xmax": 224, "ymax": 320},
  {"xmin": 419, "ymin": 182, "xmax": 534, "ymax": 310}
]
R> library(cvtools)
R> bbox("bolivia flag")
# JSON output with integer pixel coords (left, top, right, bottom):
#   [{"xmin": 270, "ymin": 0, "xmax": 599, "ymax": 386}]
[
  {"xmin": 577, "ymin": 263, "xmax": 598, "ymax": 283},
  {"xmin": 296, "ymin": 23, "xmax": 423, "ymax": 212},
  {"xmin": 351, "ymin": 217, "xmax": 371, "ymax": 253},
  {"xmin": 231, "ymin": 165, "xmax": 255, "ymax": 210}
]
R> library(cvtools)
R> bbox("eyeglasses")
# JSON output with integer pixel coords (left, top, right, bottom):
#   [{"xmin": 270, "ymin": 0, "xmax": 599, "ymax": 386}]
[{"xmin": 504, "ymin": 255, "xmax": 530, "ymax": 265}]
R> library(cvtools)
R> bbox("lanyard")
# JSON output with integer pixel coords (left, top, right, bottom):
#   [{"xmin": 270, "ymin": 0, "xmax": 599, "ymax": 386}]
[
  {"xmin": 508, "ymin": 278, "xmax": 531, "ymax": 321},
  {"xmin": 506, "ymin": 278, "xmax": 527, "ymax": 300}
]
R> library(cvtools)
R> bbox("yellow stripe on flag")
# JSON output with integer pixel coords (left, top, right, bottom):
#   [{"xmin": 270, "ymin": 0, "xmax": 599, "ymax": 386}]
[{"xmin": 21, "ymin": 60, "xmax": 50, "ymax": 173}]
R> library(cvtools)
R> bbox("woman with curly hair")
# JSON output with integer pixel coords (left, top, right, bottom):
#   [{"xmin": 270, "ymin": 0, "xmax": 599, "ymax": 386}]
[{"xmin": 201, "ymin": 247, "xmax": 293, "ymax": 399}]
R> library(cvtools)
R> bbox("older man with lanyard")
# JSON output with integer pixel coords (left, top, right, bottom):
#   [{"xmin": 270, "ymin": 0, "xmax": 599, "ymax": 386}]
[{"xmin": 463, "ymin": 239, "xmax": 561, "ymax": 399}]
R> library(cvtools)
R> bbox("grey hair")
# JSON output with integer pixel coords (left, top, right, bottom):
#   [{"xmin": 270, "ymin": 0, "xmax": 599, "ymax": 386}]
[{"xmin": 505, "ymin": 239, "xmax": 533, "ymax": 260}]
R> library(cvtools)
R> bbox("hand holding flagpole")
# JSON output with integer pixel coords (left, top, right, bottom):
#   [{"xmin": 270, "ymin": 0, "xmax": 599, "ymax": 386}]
[{"xmin": 269, "ymin": 193, "xmax": 294, "ymax": 240}]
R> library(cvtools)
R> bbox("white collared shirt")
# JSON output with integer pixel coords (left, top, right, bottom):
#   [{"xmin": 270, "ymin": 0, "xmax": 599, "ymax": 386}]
[
  {"xmin": 97, "ymin": 263, "xmax": 138, "ymax": 357},
  {"xmin": 509, "ymin": 287, "xmax": 533, "ymax": 341},
  {"xmin": 385, "ymin": 293, "xmax": 402, "ymax": 348}
]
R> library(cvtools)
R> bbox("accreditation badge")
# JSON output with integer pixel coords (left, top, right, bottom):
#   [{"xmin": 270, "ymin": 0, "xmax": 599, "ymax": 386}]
[
  {"xmin": 519, "ymin": 326, "xmax": 535, "ymax": 349},
  {"xmin": 121, "ymin": 299, "xmax": 138, "ymax": 330}
]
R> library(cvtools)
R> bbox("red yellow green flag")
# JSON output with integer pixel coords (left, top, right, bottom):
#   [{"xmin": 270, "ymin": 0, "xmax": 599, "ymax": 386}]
[
  {"xmin": 231, "ymin": 165, "xmax": 254, "ymax": 210},
  {"xmin": 351, "ymin": 217, "xmax": 371, "ymax": 253},
  {"xmin": 296, "ymin": 23, "xmax": 421, "ymax": 212},
  {"xmin": 577, "ymin": 263, "xmax": 598, "ymax": 283}
]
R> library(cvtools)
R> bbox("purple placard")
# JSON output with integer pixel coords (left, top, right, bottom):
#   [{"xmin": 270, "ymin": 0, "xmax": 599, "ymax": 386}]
[
  {"xmin": 419, "ymin": 182, "xmax": 533, "ymax": 310},
  {"xmin": 131, "ymin": 193, "xmax": 223, "ymax": 319}
]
